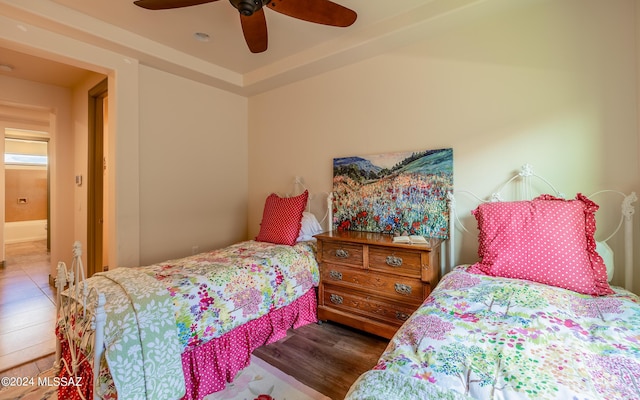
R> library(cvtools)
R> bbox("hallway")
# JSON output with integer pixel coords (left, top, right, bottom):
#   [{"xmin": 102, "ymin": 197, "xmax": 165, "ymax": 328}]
[{"xmin": 0, "ymin": 240, "xmax": 55, "ymax": 373}]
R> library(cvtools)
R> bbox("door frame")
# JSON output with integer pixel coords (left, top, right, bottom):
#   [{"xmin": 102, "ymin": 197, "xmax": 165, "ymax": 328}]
[{"xmin": 87, "ymin": 78, "xmax": 107, "ymax": 277}]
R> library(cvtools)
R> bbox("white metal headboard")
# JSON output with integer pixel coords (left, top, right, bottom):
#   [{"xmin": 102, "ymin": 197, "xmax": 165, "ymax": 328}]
[
  {"xmin": 286, "ymin": 176, "xmax": 332, "ymax": 233},
  {"xmin": 445, "ymin": 164, "xmax": 637, "ymax": 292}
]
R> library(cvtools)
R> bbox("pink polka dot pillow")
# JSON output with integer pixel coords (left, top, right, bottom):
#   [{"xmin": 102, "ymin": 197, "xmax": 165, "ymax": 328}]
[
  {"xmin": 256, "ymin": 190, "xmax": 308, "ymax": 246},
  {"xmin": 468, "ymin": 194, "xmax": 613, "ymax": 296}
]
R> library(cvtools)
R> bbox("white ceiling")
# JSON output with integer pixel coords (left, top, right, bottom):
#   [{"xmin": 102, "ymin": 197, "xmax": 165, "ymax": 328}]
[{"xmin": 0, "ymin": 0, "xmax": 526, "ymax": 95}]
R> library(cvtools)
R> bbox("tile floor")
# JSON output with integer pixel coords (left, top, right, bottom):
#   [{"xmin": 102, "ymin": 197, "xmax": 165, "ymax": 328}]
[{"xmin": 0, "ymin": 240, "xmax": 56, "ymax": 373}]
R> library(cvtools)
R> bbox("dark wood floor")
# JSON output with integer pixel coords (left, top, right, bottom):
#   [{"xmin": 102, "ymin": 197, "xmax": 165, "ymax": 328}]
[{"xmin": 254, "ymin": 321, "xmax": 389, "ymax": 400}]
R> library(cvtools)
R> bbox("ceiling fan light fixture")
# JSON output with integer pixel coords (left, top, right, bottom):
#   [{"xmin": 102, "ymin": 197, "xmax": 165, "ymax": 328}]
[{"xmin": 229, "ymin": 0, "xmax": 268, "ymax": 16}]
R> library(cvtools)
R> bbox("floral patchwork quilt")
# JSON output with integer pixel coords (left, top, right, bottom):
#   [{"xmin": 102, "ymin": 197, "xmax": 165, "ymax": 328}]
[
  {"xmin": 345, "ymin": 265, "xmax": 640, "ymax": 400},
  {"xmin": 145, "ymin": 239, "xmax": 320, "ymax": 350},
  {"xmin": 58, "ymin": 240, "xmax": 320, "ymax": 400}
]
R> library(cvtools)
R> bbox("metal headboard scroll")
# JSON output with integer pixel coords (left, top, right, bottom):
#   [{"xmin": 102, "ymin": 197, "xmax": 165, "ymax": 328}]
[
  {"xmin": 288, "ymin": 176, "xmax": 332, "ymax": 232},
  {"xmin": 446, "ymin": 164, "xmax": 637, "ymax": 292},
  {"xmin": 447, "ymin": 164, "xmax": 563, "ymax": 237},
  {"xmin": 588, "ymin": 189, "xmax": 637, "ymax": 291},
  {"xmin": 55, "ymin": 241, "xmax": 106, "ymax": 400},
  {"xmin": 490, "ymin": 163, "xmax": 565, "ymax": 202}
]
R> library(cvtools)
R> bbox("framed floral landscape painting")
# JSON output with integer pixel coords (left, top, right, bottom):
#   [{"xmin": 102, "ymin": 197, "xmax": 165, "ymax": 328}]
[{"xmin": 332, "ymin": 148, "xmax": 453, "ymax": 239}]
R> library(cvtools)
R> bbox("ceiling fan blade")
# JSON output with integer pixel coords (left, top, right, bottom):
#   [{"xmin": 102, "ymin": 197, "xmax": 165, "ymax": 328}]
[
  {"xmin": 266, "ymin": 0, "xmax": 356, "ymax": 27},
  {"xmin": 133, "ymin": 0, "xmax": 218, "ymax": 10},
  {"xmin": 240, "ymin": 8, "xmax": 268, "ymax": 53}
]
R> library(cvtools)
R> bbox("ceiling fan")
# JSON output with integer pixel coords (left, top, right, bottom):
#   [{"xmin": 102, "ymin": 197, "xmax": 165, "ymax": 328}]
[{"xmin": 133, "ymin": 0, "xmax": 357, "ymax": 53}]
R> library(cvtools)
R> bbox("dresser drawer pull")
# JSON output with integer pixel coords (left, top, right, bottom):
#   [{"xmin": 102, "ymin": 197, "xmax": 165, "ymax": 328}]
[
  {"xmin": 396, "ymin": 311, "xmax": 410, "ymax": 321},
  {"xmin": 395, "ymin": 283, "xmax": 413, "ymax": 296},
  {"xmin": 386, "ymin": 255, "xmax": 403, "ymax": 267},
  {"xmin": 329, "ymin": 270, "xmax": 343, "ymax": 280},
  {"xmin": 335, "ymin": 249, "xmax": 349, "ymax": 258},
  {"xmin": 330, "ymin": 294, "xmax": 344, "ymax": 305}
]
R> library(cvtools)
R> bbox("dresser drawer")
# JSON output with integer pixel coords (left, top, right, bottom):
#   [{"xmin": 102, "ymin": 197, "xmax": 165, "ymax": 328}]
[
  {"xmin": 322, "ymin": 285, "xmax": 416, "ymax": 326},
  {"xmin": 369, "ymin": 246, "xmax": 423, "ymax": 277},
  {"xmin": 321, "ymin": 264, "xmax": 427, "ymax": 303},
  {"xmin": 321, "ymin": 241, "xmax": 364, "ymax": 267}
]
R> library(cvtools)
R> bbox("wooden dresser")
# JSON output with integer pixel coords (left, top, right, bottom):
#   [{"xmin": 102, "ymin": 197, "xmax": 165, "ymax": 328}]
[{"xmin": 314, "ymin": 230, "xmax": 440, "ymax": 339}]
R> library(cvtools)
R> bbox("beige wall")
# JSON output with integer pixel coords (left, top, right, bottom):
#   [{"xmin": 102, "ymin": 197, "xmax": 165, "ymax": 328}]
[
  {"xmin": 137, "ymin": 65, "xmax": 248, "ymax": 265},
  {"xmin": 248, "ymin": 0, "xmax": 640, "ymax": 290},
  {"xmin": 5, "ymin": 168, "xmax": 47, "ymax": 222}
]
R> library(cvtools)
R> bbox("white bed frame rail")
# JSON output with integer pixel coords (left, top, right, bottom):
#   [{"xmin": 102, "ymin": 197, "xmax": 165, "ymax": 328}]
[
  {"xmin": 446, "ymin": 164, "xmax": 637, "ymax": 292},
  {"xmin": 55, "ymin": 241, "xmax": 105, "ymax": 400}
]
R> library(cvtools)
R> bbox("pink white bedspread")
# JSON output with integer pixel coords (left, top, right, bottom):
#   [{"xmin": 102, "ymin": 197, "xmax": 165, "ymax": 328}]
[
  {"xmin": 58, "ymin": 240, "xmax": 319, "ymax": 400},
  {"xmin": 346, "ymin": 265, "xmax": 640, "ymax": 400}
]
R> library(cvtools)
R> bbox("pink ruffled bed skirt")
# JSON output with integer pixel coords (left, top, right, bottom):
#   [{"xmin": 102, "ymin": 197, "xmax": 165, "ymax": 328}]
[
  {"xmin": 58, "ymin": 287, "xmax": 318, "ymax": 400},
  {"xmin": 181, "ymin": 287, "xmax": 318, "ymax": 399}
]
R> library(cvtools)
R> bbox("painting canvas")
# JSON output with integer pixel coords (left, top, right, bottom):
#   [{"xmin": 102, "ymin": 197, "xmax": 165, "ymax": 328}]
[{"xmin": 332, "ymin": 148, "xmax": 453, "ymax": 239}]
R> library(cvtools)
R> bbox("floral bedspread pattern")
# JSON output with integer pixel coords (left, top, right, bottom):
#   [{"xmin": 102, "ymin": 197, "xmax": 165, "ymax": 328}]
[
  {"xmin": 59, "ymin": 240, "xmax": 319, "ymax": 400},
  {"xmin": 346, "ymin": 370, "xmax": 473, "ymax": 400},
  {"xmin": 145, "ymin": 240, "xmax": 320, "ymax": 351},
  {"xmin": 346, "ymin": 266, "xmax": 640, "ymax": 400}
]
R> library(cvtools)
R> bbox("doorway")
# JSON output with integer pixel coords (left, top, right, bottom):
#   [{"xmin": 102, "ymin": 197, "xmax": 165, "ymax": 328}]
[
  {"xmin": 3, "ymin": 131, "xmax": 50, "ymax": 249},
  {"xmin": 87, "ymin": 78, "xmax": 109, "ymax": 277},
  {"xmin": 0, "ymin": 129, "xmax": 54, "ymax": 372}
]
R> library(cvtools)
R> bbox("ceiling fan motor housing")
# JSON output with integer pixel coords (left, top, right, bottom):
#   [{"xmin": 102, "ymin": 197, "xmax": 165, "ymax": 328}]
[{"xmin": 229, "ymin": 0, "xmax": 269, "ymax": 16}]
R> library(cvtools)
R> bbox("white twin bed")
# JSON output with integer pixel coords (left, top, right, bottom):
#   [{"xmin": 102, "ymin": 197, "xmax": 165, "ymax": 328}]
[{"xmin": 346, "ymin": 164, "xmax": 639, "ymax": 399}]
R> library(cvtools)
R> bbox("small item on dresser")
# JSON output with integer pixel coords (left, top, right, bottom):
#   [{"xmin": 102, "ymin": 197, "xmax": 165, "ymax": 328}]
[{"xmin": 392, "ymin": 235, "xmax": 428, "ymax": 245}]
